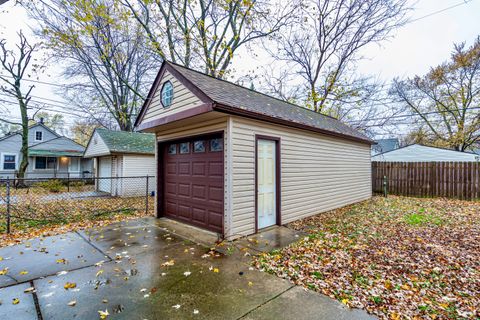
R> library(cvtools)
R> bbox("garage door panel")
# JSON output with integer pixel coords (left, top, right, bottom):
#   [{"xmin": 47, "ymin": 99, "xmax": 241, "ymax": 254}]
[
  {"xmin": 192, "ymin": 185, "xmax": 206, "ymax": 199},
  {"xmin": 208, "ymin": 186, "xmax": 223, "ymax": 202},
  {"xmin": 178, "ymin": 162, "xmax": 190, "ymax": 174},
  {"xmin": 162, "ymin": 134, "xmax": 224, "ymax": 234},
  {"xmin": 165, "ymin": 201, "xmax": 177, "ymax": 215},
  {"xmin": 166, "ymin": 162, "xmax": 177, "ymax": 174},
  {"xmin": 178, "ymin": 183, "xmax": 191, "ymax": 196},
  {"xmin": 208, "ymin": 210, "xmax": 223, "ymax": 228},
  {"xmin": 165, "ymin": 182, "xmax": 177, "ymax": 195},
  {"xmin": 178, "ymin": 204, "xmax": 191, "ymax": 218},
  {"xmin": 208, "ymin": 161, "xmax": 223, "ymax": 176},
  {"xmin": 192, "ymin": 162, "xmax": 206, "ymax": 176},
  {"xmin": 192, "ymin": 207, "xmax": 206, "ymax": 223}
]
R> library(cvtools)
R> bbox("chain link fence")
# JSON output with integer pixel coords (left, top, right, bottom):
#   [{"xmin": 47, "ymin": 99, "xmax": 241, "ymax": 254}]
[{"xmin": 0, "ymin": 176, "xmax": 155, "ymax": 234}]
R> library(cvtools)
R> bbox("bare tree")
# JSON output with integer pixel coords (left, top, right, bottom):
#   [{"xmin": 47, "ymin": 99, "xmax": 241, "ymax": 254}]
[
  {"xmin": 267, "ymin": 0, "xmax": 408, "ymax": 113},
  {"xmin": 24, "ymin": 0, "xmax": 158, "ymax": 131},
  {"xmin": 121, "ymin": 0, "xmax": 296, "ymax": 78},
  {"xmin": 0, "ymin": 31, "xmax": 40, "ymax": 179},
  {"xmin": 392, "ymin": 38, "xmax": 480, "ymax": 151}
]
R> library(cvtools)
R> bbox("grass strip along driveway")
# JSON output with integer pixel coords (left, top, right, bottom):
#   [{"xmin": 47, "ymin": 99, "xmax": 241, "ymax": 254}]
[{"xmin": 254, "ymin": 196, "xmax": 479, "ymax": 319}]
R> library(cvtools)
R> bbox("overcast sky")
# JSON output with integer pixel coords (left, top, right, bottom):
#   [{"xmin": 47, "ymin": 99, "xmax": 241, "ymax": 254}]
[{"xmin": 1, "ymin": 0, "xmax": 479, "ymax": 131}]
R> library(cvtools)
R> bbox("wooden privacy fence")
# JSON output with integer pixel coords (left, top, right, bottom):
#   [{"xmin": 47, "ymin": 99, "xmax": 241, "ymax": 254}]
[{"xmin": 372, "ymin": 161, "xmax": 480, "ymax": 200}]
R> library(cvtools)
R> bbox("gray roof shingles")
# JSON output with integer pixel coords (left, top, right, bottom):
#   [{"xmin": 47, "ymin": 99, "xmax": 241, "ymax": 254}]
[{"xmin": 168, "ymin": 63, "xmax": 373, "ymax": 144}]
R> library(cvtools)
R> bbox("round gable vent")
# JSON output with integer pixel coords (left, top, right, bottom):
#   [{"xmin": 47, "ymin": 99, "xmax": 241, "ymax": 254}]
[{"xmin": 161, "ymin": 81, "xmax": 174, "ymax": 107}]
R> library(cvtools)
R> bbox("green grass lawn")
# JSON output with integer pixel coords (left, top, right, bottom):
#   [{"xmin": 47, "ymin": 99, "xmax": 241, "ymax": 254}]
[{"xmin": 255, "ymin": 196, "xmax": 479, "ymax": 320}]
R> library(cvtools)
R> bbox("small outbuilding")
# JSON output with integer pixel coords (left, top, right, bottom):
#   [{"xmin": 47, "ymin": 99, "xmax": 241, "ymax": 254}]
[
  {"xmin": 134, "ymin": 61, "xmax": 374, "ymax": 239},
  {"xmin": 372, "ymin": 144, "xmax": 480, "ymax": 162},
  {"xmin": 84, "ymin": 129, "xmax": 156, "ymax": 196}
]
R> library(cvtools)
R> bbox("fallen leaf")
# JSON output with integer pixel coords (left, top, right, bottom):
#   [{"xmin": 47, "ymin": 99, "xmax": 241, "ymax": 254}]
[
  {"xmin": 98, "ymin": 309, "xmax": 109, "ymax": 319},
  {"xmin": 12, "ymin": 298, "xmax": 19, "ymax": 305},
  {"xmin": 64, "ymin": 282, "xmax": 77, "ymax": 290},
  {"xmin": 23, "ymin": 287, "xmax": 35, "ymax": 293}
]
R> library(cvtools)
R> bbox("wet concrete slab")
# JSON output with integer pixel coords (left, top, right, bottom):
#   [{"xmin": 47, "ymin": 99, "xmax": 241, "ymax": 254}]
[
  {"xmin": 242, "ymin": 286, "xmax": 376, "ymax": 320},
  {"xmin": 234, "ymin": 226, "xmax": 305, "ymax": 253},
  {"xmin": 34, "ymin": 241, "xmax": 293, "ymax": 320},
  {"xmin": 0, "ymin": 282, "xmax": 38, "ymax": 319},
  {"xmin": 142, "ymin": 217, "xmax": 221, "ymax": 248},
  {"xmin": 78, "ymin": 219, "xmax": 184, "ymax": 258},
  {"xmin": 0, "ymin": 232, "xmax": 107, "ymax": 287}
]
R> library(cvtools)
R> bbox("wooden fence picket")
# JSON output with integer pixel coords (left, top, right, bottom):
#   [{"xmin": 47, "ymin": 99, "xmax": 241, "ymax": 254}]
[{"xmin": 372, "ymin": 161, "xmax": 480, "ymax": 200}]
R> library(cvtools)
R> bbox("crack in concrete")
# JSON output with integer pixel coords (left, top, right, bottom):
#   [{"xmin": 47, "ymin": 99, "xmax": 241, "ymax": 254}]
[
  {"xmin": 75, "ymin": 230, "xmax": 114, "ymax": 261},
  {"xmin": 236, "ymin": 285, "xmax": 295, "ymax": 319},
  {"xmin": 30, "ymin": 280, "xmax": 43, "ymax": 320}
]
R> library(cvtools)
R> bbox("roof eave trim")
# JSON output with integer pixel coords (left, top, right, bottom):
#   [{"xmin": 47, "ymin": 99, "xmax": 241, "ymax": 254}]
[
  {"xmin": 212, "ymin": 103, "xmax": 374, "ymax": 145},
  {"xmin": 136, "ymin": 102, "xmax": 214, "ymax": 131}
]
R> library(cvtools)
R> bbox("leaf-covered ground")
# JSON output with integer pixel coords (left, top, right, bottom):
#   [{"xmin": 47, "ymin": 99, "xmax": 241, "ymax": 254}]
[
  {"xmin": 0, "ymin": 197, "xmax": 153, "ymax": 247},
  {"xmin": 254, "ymin": 196, "xmax": 480, "ymax": 319}
]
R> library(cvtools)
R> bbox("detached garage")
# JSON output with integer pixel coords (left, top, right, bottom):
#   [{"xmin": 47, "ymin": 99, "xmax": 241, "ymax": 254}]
[
  {"xmin": 84, "ymin": 129, "xmax": 156, "ymax": 197},
  {"xmin": 135, "ymin": 61, "xmax": 374, "ymax": 239}
]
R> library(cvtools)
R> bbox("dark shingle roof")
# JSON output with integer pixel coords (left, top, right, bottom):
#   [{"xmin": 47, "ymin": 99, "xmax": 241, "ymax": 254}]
[
  {"xmin": 167, "ymin": 63, "xmax": 372, "ymax": 144},
  {"xmin": 96, "ymin": 129, "xmax": 155, "ymax": 154}
]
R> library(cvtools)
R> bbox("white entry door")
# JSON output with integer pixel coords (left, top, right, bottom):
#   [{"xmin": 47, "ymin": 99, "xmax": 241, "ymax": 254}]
[
  {"xmin": 257, "ymin": 139, "xmax": 277, "ymax": 229},
  {"xmin": 98, "ymin": 157, "xmax": 112, "ymax": 193}
]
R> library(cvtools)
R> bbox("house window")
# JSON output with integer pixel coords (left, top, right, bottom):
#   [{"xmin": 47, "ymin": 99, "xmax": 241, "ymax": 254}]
[
  {"xmin": 2, "ymin": 154, "xmax": 16, "ymax": 170},
  {"xmin": 194, "ymin": 141, "xmax": 205, "ymax": 153},
  {"xmin": 210, "ymin": 138, "xmax": 223, "ymax": 152},
  {"xmin": 35, "ymin": 131, "xmax": 43, "ymax": 141},
  {"xmin": 179, "ymin": 142, "xmax": 190, "ymax": 154},
  {"xmin": 161, "ymin": 81, "xmax": 174, "ymax": 107},
  {"xmin": 35, "ymin": 157, "xmax": 56, "ymax": 170},
  {"xmin": 168, "ymin": 144, "xmax": 177, "ymax": 154}
]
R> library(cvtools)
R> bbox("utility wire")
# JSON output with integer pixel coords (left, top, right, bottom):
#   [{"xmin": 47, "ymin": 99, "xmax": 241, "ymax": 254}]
[{"xmin": 408, "ymin": 0, "xmax": 475, "ymax": 23}]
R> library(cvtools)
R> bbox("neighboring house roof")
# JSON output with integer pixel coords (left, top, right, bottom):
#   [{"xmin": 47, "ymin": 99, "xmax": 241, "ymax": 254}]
[
  {"xmin": 88, "ymin": 128, "xmax": 155, "ymax": 156},
  {"xmin": 372, "ymin": 144, "xmax": 480, "ymax": 162},
  {"xmin": 29, "ymin": 136, "xmax": 85, "ymax": 157},
  {"xmin": 371, "ymin": 138, "xmax": 400, "ymax": 155},
  {"xmin": 135, "ymin": 61, "xmax": 373, "ymax": 145},
  {"xmin": 0, "ymin": 123, "xmax": 60, "ymax": 144},
  {"xmin": 0, "ymin": 123, "xmax": 84, "ymax": 156}
]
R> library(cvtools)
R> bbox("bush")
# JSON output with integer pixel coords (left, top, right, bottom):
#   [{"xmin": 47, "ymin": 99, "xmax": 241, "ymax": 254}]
[
  {"xmin": 70, "ymin": 181, "xmax": 85, "ymax": 188},
  {"xmin": 35, "ymin": 179, "xmax": 63, "ymax": 193}
]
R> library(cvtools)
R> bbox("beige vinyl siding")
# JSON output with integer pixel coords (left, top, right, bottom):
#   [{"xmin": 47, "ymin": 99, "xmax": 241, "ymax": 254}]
[
  {"xmin": 230, "ymin": 116, "xmax": 371, "ymax": 237},
  {"xmin": 84, "ymin": 132, "xmax": 110, "ymax": 157},
  {"xmin": 142, "ymin": 70, "xmax": 203, "ymax": 123}
]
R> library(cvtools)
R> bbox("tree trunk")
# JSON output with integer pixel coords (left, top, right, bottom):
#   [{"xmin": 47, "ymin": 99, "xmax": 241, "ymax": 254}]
[{"xmin": 17, "ymin": 89, "xmax": 29, "ymax": 186}]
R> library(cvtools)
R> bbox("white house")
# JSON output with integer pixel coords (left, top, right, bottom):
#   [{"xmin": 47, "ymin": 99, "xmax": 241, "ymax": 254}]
[
  {"xmin": 83, "ymin": 128, "xmax": 156, "ymax": 196},
  {"xmin": 134, "ymin": 61, "xmax": 373, "ymax": 239},
  {"xmin": 372, "ymin": 144, "xmax": 480, "ymax": 162},
  {"xmin": 0, "ymin": 121, "xmax": 92, "ymax": 179}
]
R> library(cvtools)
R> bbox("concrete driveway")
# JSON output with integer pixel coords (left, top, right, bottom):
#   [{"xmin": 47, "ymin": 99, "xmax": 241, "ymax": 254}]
[{"xmin": 0, "ymin": 218, "xmax": 375, "ymax": 320}]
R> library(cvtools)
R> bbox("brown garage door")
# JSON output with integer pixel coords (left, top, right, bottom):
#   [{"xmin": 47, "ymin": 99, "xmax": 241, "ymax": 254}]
[{"xmin": 162, "ymin": 134, "xmax": 224, "ymax": 234}]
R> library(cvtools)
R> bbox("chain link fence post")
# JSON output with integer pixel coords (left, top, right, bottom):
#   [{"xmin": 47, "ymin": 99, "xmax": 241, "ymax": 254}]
[
  {"xmin": 145, "ymin": 175, "xmax": 149, "ymax": 214},
  {"xmin": 6, "ymin": 177, "xmax": 11, "ymax": 234}
]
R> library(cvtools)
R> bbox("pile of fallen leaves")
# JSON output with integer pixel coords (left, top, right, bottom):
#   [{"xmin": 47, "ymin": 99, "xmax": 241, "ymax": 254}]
[
  {"xmin": 0, "ymin": 197, "xmax": 153, "ymax": 247},
  {"xmin": 254, "ymin": 196, "xmax": 479, "ymax": 319}
]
